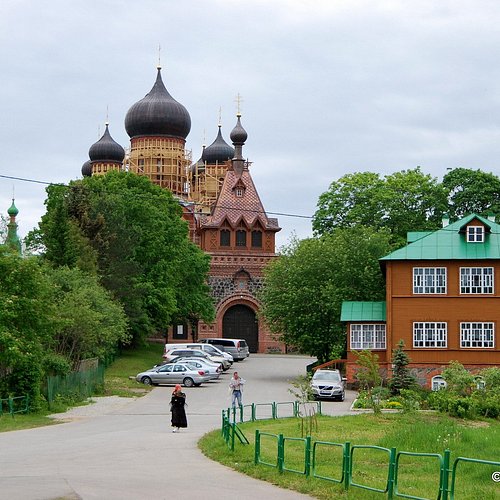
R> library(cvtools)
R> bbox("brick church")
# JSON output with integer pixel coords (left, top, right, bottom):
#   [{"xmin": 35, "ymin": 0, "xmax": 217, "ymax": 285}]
[{"xmin": 82, "ymin": 66, "xmax": 284, "ymax": 353}]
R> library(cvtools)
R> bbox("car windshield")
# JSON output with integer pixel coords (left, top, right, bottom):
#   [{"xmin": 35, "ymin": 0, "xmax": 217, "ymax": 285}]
[{"xmin": 313, "ymin": 371, "xmax": 341, "ymax": 382}]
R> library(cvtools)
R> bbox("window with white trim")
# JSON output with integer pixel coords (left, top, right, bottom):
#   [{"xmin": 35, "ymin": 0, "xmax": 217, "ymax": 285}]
[
  {"xmin": 413, "ymin": 268, "xmax": 447, "ymax": 294},
  {"xmin": 431, "ymin": 375, "xmax": 447, "ymax": 391},
  {"xmin": 467, "ymin": 226, "xmax": 484, "ymax": 242},
  {"xmin": 350, "ymin": 324, "xmax": 386, "ymax": 350},
  {"xmin": 460, "ymin": 267, "xmax": 494, "ymax": 294},
  {"xmin": 413, "ymin": 322, "xmax": 447, "ymax": 347},
  {"xmin": 460, "ymin": 322, "xmax": 494, "ymax": 348}
]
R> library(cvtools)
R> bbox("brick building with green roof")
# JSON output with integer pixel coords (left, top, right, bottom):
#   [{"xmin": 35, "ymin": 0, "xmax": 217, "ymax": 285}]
[{"xmin": 341, "ymin": 213, "xmax": 500, "ymax": 388}]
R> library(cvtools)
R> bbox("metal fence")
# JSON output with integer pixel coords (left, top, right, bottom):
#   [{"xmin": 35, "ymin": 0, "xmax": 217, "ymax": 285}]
[
  {"xmin": 221, "ymin": 401, "xmax": 322, "ymax": 451},
  {"xmin": 220, "ymin": 400, "xmax": 500, "ymax": 500},
  {"xmin": 0, "ymin": 395, "xmax": 30, "ymax": 417},
  {"xmin": 254, "ymin": 430, "xmax": 500, "ymax": 499},
  {"xmin": 223, "ymin": 400, "xmax": 322, "ymax": 424},
  {"xmin": 45, "ymin": 363, "xmax": 105, "ymax": 409}
]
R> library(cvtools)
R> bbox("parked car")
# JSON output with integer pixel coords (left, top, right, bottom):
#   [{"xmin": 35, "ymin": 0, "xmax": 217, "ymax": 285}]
[
  {"xmin": 163, "ymin": 347, "xmax": 230, "ymax": 370},
  {"xmin": 169, "ymin": 355, "xmax": 222, "ymax": 372},
  {"xmin": 135, "ymin": 363, "xmax": 210, "ymax": 387},
  {"xmin": 310, "ymin": 369, "xmax": 346, "ymax": 401},
  {"xmin": 163, "ymin": 343, "xmax": 233, "ymax": 364},
  {"xmin": 199, "ymin": 338, "xmax": 250, "ymax": 361},
  {"xmin": 163, "ymin": 344, "xmax": 231, "ymax": 370},
  {"xmin": 196, "ymin": 343, "xmax": 233, "ymax": 364},
  {"xmin": 181, "ymin": 360, "xmax": 221, "ymax": 380}
]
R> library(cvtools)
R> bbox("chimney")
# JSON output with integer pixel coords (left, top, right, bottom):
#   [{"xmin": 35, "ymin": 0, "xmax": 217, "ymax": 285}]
[
  {"xmin": 487, "ymin": 212, "xmax": 496, "ymax": 222},
  {"xmin": 442, "ymin": 213, "xmax": 450, "ymax": 228}
]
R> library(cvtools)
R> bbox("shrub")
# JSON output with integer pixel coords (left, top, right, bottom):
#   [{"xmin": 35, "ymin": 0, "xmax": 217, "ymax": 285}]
[
  {"xmin": 474, "ymin": 395, "xmax": 500, "ymax": 419},
  {"xmin": 42, "ymin": 353, "xmax": 71, "ymax": 376},
  {"xmin": 398, "ymin": 389, "xmax": 421, "ymax": 412}
]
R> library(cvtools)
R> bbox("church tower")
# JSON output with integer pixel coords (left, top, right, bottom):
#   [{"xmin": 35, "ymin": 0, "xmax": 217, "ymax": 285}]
[
  {"xmin": 189, "ymin": 123, "xmax": 234, "ymax": 212},
  {"xmin": 83, "ymin": 123, "xmax": 125, "ymax": 177},
  {"xmin": 4, "ymin": 199, "xmax": 22, "ymax": 254},
  {"xmin": 195, "ymin": 114, "xmax": 282, "ymax": 352},
  {"xmin": 124, "ymin": 66, "xmax": 192, "ymax": 198}
]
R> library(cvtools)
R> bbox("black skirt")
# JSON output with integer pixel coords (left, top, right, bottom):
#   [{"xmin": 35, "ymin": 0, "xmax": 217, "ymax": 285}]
[{"xmin": 170, "ymin": 394, "xmax": 187, "ymax": 428}]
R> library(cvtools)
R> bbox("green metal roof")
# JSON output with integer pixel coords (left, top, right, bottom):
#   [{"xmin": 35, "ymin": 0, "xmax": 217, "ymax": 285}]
[
  {"xmin": 340, "ymin": 301, "xmax": 386, "ymax": 322},
  {"xmin": 381, "ymin": 214, "xmax": 500, "ymax": 261},
  {"xmin": 407, "ymin": 231, "xmax": 432, "ymax": 243}
]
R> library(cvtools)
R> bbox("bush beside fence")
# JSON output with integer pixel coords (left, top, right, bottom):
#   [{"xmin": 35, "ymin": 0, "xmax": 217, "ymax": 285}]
[{"xmin": 45, "ymin": 363, "xmax": 105, "ymax": 409}]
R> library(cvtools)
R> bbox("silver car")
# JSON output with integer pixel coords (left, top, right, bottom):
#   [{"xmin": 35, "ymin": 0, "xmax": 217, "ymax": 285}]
[
  {"xmin": 182, "ymin": 360, "xmax": 221, "ymax": 380},
  {"xmin": 310, "ymin": 369, "xmax": 346, "ymax": 401},
  {"xmin": 135, "ymin": 363, "xmax": 211, "ymax": 387}
]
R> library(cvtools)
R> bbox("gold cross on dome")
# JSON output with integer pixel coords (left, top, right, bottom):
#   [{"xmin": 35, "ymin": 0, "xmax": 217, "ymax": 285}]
[{"xmin": 235, "ymin": 93, "xmax": 244, "ymax": 115}]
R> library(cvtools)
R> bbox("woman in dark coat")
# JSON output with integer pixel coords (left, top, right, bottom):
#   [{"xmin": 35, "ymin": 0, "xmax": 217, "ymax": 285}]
[{"xmin": 170, "ymin": 384, "xmax": 187, "ymax": 432}]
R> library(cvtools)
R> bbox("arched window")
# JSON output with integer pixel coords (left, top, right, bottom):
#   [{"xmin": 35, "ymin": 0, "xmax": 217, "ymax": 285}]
[
  {"xmin": 236, "ymin": 230, "xmax": 247, "ymax": 247},
  {"xmin": 220, "ymin": 229, "xmax": 230, "ymax": 247},
  {"xmin": 431, "ymin": 375, "xmax": 447, "ymax": 391},
  {"xmin": 251, "ymin": 230, "xmax": 262, "ymax": 248}
]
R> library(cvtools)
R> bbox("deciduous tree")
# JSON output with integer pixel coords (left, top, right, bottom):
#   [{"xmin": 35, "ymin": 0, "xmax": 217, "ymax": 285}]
[
  {"xmin": 259, "ymin": 227, "xmax": 392, "ymax": 362},
  {"xmin": 442, "ymin": 167, "xmax": 500, "ymax": 220},
  {"xmin": 34, "ymin": 171, "xmax": 214, "ymax": 344},
  {"xmin": 313, "ymin": 168, "xmax": 448, "ymax": 245}
]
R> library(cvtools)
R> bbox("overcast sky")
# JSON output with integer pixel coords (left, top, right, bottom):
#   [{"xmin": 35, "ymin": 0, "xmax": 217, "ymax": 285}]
[{"xmin": 2, "ymin": 0, "xmax": 500, "ymax": 248}]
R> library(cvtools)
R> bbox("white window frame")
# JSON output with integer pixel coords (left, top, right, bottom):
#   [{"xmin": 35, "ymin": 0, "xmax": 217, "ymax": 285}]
[
  {"xmin": 350, "ymin": 324, "xmax": 386, "ymax": 350},
  {"xmin": 460, "ymin": 267, "xmax": 494, "ymax": 294},
  {"xmin": 460, "ymin": 322, "xmax": 495, "ymax": 348},
  {"xmin": 467, "ymin": 225, "xmax": 484, "ymax": 242},
  {"xmin": 431, "ymin": 375, "xmax": 447, "ymax": 391},
  {"xmin": 413, "ymin": 322, "xmax": 447, "ymax": 348},
  {"xmin": 413, "ymin": 267, "xmax": 447, "ymax": 294}
]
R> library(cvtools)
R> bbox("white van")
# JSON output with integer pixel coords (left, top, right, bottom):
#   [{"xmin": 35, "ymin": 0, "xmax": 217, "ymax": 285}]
[{"xmin": 199, "ymin": 338, "xmax": 250, "ymax": 361}]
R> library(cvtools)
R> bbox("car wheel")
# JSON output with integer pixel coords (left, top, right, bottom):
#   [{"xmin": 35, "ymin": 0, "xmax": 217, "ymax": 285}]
[
  {"xmin": 183, "ymin": 377, "xmax": 195, "ymax": 387},
  {"xmin": 141, "ymin": 376, "xmax": 152, "ymax": 385},
  {"xmin": 338, "ymin": 391, "xmax": 345, "ymax": 402}
]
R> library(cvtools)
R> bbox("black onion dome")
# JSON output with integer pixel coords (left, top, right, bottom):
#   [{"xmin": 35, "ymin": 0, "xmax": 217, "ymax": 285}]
[
  {"xmin": 202, "ymin": 126, "xmax": 234, "ymax": 163},
  {"xmin": 88, "ymin": 124, "xmax": 125, "ymax": 162},
  {"xmin": 230, "ymin": 114, "xmax": 247, "ymax": 145},
  {"xmin": 82, "ymin": 160, "xmax": 92, "ymax": 177},
  {"xmin": 125, "ymin": 68, "xmax": 191, "ymax": 139}
]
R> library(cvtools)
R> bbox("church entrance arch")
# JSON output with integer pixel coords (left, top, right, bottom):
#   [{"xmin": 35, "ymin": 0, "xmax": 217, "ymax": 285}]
[{"xmin": 222, "ymin": 304, "xmax": 258, "ymax": 353}]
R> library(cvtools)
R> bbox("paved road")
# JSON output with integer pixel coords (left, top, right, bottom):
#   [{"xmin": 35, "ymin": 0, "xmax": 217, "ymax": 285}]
[{"xmin": 0, "ymin": 355, "xmax": 356, "ymax": 500}]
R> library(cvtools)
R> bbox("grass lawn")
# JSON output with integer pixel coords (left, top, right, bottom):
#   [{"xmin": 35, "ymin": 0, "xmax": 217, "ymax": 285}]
[
  {"xmin": 0, "ymin": 413, "xmax": 61, "ymax": 433},
  {"xmin": 102, "ymin": 342, "xmax": 164, "ymax": 397},
  {"xmin": 199, "ymin": 412, "xmax": 500, "ymax": 499}
]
